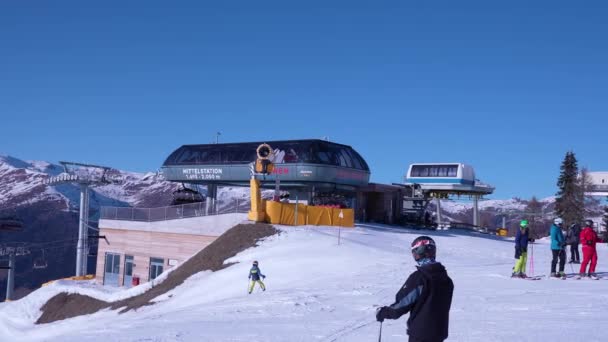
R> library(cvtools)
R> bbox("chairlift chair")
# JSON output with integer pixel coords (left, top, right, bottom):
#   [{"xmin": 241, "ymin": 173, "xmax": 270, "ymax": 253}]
[
  {"xmin": 0, "ymin": 216, "xmax": 24, "ymax": 232},
  {"xmin": 33, "ymin": 250, "xmax": 48, "ymax": 269},
  {"xmin": 171, "ymin": 184, "xmax": 204, "ymax": 205}
]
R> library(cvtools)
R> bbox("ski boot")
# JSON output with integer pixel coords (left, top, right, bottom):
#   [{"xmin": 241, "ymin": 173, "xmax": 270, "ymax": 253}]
[
  {"xmin": 558, "ymin": 272, "xmax": 567, "ymax": 279},
  {"xmin": 588, "ymin": 273, "xmax": 599, "ymax": 280},
  {"xmin": 576, "ymin": 273, "xmax": 585, "ymax": 280},
  {"xmin": 550, "ymin": 272, "xmax": 559, "ymax": 278}
]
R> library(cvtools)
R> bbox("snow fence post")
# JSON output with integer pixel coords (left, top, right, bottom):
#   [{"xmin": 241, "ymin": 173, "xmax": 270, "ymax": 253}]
[{"xmin": 337, "ymin": 210, "xmax": 344, "ymax": 245}]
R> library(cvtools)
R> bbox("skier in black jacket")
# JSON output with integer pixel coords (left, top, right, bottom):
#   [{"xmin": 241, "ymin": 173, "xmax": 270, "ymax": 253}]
[
  {"xmin": 376, "ymin": 236, "xmax": 454, "ymax": 342},
  {"xmin": 566, "ymin": 224, "xmax": 581, "ymax": 263}
]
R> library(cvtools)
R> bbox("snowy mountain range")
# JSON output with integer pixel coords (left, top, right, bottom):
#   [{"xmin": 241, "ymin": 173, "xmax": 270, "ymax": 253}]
[{"xmin": 0, "ymin": 154, "xmax": 179, "ymax": 212}]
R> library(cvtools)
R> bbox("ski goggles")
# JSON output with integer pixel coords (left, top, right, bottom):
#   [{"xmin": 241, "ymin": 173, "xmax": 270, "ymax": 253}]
[{"xmin": 411, "ymin": 239, "xmax": 435, "ymax": 251}]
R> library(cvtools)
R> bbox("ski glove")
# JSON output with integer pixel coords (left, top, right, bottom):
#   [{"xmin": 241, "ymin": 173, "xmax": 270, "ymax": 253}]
[{"xmin": 376, "ymin": 306, "xmax": 390, "ymax": 322}]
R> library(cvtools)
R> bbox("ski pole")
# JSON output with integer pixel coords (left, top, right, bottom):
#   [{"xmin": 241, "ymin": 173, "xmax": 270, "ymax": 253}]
[
  {"xmin": 529, "ymin": 241, "xmax": 534, "ymax": 276},
  {"xmin": 378, "ymin": 321, "xmax": 383, "ymax": 342}
]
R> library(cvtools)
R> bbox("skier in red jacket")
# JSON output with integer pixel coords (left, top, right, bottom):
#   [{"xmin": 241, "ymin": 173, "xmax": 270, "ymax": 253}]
[{"xmin": 578, "ymin": 219, "xmax": 599, "ymax": 279}]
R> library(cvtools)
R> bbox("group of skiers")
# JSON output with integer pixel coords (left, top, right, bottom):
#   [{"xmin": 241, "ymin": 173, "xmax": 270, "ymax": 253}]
[
  {"xmin": 247, "ymin": 220, "xmax": 601, "ymax": 342},
  {"xmin": 512, "ymin": 218, "xmax": 601, "ymax": 279},
  {"xmin": 244, "ymin": 217, "xmax": 603, "ymax": 341}
]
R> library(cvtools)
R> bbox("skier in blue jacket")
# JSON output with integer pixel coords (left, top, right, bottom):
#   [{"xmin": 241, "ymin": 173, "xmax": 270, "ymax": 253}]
[
  {"xmin": 248, "ymin": 261, "xmax": 266, "ymax": 294},
  {"xmin": 550, "ymin": 218, "xmax": 566, "ymax": 278}
]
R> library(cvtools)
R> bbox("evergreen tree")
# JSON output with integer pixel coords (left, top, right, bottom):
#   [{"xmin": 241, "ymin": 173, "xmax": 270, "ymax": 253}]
[{"xmin": 555, "ymin": 151, "xmax": 584, "ymax": 228}]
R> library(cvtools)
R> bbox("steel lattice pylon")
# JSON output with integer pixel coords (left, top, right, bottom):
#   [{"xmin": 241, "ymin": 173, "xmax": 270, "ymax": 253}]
[{"xmin": 45, "ymin": 161, "xmax": 121, "ymax": 277}]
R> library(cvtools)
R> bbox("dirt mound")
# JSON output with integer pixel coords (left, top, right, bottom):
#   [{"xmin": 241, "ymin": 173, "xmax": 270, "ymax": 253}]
[
  {"xmin": 38, "ymin": 293, "xmax": 108, "ymax": 323},
  {"xmin": 36, "ymin": 223, "xmax": 278, "ymax": 324}
]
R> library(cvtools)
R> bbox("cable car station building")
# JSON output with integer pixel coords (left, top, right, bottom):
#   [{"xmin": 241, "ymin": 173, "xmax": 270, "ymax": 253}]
[{"xmin": 161, "ymin": 139, "xmax": 372, "ymax": 211}]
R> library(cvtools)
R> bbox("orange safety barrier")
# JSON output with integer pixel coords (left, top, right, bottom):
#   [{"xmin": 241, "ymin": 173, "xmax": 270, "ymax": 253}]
[
  {"xmin": 42, "ymin": 274, "xmax": 95, "ymax": 287},
  {"xmin": 331, "ymin": 207, "xmax": 354, "ymax": 227},
  {"xmin": 263, "ymin": 201, "xmax": 354, "ymax": 227},
  {"xmin": 265, "ymin": 200, "xmax": 284, "ymax": 224},
  {"xmin": 306, "ymin": 205, "xmax": 332, "ymax": 225}
]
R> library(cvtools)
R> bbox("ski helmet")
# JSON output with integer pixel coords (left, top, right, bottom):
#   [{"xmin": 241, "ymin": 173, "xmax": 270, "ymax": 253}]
[
  {"xmin": 554, "ymin": 218, "xmax": 563, "ymax": 226},
  {"xmin": 252, "ymin": 261, "xmax": 258, "ymax": 266},
  {"xmin": 520, "ymin": 220, "xmax": 529, "ymax": 229},
  {"xmin": 411, "ymin": 236, "xmax": 436, "ymax": 261},
  {"xmin": 585, "ymin": 219, "xmax": 593, "ymax": 227}
]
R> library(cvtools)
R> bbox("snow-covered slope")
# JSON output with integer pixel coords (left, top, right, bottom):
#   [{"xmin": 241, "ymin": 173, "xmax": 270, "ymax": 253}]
[{"xmin": 1, "ymin": 224, "xmax": 606, "ymax": 341}]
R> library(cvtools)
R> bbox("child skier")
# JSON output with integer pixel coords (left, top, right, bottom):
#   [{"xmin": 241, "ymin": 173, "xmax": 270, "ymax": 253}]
[
  {"xmin": 248, "ymin": 260, "xmax": 266, "ymax": 293},
  {"xmin": 512, "ymin": 220, "xmax": 529, "ymax": 278},
  {"xmin": 375, "ymin": 236, "xmax": 454, "ymax": 342},
  {"xmin": 550, "ymin": 218, "xmax": 566, "ymax": 278},
  {"xmin": 579, "ymin": 220, "xmax": 599, "ymax": 279}
]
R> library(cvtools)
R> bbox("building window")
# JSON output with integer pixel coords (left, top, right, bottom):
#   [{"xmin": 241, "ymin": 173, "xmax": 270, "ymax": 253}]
[
  {"xmin": 149, "ymin": 257, "xmax": 164, "ymax": 281},
  {"xmin": 447, "ymin": 166, "xmax": 458, "ymax": 177},
  {"xmin": 411, "ymin": 165, "xmax": 459, "ymax": 178}
]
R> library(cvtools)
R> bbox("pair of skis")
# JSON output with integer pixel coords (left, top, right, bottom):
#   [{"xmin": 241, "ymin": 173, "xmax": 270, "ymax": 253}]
[
  {"xmin": 512, "ymin": 274, "xmax": 603, "ymax": 280},
  {"xmin": 511, "ymin": 275, "xmax": 544, "ymax": 280},
  {"xmin": 575, "ymin": 274, "xmax": 601, "ymax": 280}
]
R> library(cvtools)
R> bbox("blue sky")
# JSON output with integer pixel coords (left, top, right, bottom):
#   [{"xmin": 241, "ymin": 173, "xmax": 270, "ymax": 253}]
[{"xmin": 1, "ymin": 1, "xmax": 607, "ymax": 199}]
